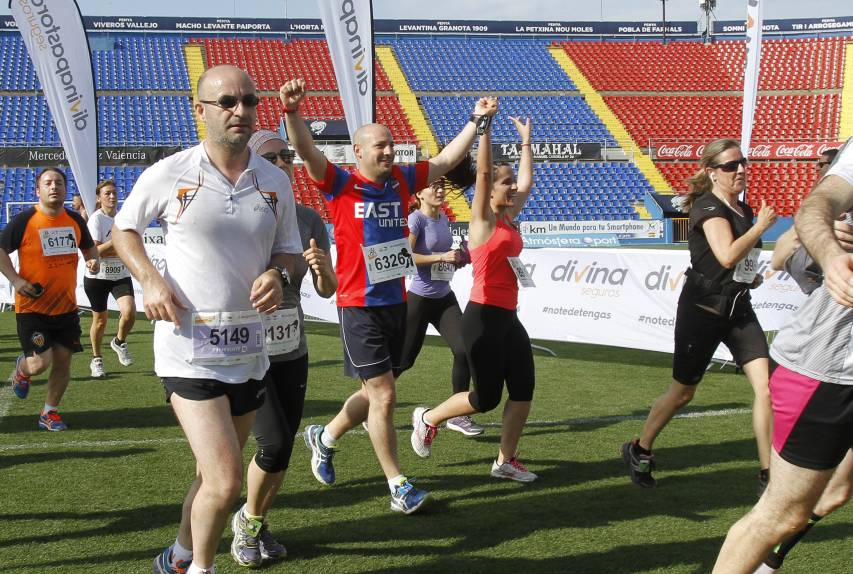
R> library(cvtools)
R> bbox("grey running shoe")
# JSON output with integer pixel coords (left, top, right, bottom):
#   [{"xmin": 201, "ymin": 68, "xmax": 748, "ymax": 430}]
[
  {"xmin": 621, "ymin": 440, "xmax": 656, "ymax": 488},
  {"xmin": 411, "ymin": 407, "xmax": 438, "ymax": 458},
  {"xmin": 230, "ymin": 506, "xmax": 262, "ymax": 568},
  {"xmin": 446, "ymin": 415, "xmax": 485, "ymax": 436},
  {"xmin": 490, "ymin": 457, "xmax": 538, "ymax": 482},
  {"xmin": 111, "ymin": 338, "xmax": 134, "ymax": 366},
  {"xmin": 258, "ymin": 521, "xmax": 287, "ymax": 561}
]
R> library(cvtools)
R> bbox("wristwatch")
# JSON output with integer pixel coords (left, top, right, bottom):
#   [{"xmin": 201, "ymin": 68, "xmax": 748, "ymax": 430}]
[{"xmin": 267, "ymin": 265, "xmax": 291, "ymax": 288}]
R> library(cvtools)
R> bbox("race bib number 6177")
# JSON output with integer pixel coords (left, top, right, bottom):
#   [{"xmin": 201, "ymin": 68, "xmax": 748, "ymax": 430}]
[{"xmin": 39, "ymin": 227, "xmax": 77, "ymax": 256}]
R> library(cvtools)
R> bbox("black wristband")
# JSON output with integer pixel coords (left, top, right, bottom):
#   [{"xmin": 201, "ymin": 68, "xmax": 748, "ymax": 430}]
[{"xmin": 469, "ymin": 114, "xmax": 492, "ymax": 135}]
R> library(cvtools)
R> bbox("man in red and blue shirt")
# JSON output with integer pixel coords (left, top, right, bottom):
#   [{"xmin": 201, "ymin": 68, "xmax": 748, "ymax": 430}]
[{"xmin": 282, "ymin": 78, "xmax": 496, "ymax": 514}]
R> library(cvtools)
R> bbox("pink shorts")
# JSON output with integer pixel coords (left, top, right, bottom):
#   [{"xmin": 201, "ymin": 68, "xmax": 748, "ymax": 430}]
[{"xmin": 770, "ymin": 365, "xmax": 853, "ymax": 470}]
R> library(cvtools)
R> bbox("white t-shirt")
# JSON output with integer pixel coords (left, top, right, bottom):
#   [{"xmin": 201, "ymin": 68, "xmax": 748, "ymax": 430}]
[
  {"xmin": 86, "ymin": 208, "xmax": 131, "ymax": 280},
  {"xmin": 825, "ymin": 138, "xmax": 853, "ymax": 185},
  {"xmin": 114, "ymin": 144, "xmax": 303, "ymax": 383}
]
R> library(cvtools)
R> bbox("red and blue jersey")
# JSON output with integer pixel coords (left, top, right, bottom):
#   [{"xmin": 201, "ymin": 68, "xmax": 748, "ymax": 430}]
[{"xmin": 312, "ymin": 161, "xmax": 429, "ymax": 307}]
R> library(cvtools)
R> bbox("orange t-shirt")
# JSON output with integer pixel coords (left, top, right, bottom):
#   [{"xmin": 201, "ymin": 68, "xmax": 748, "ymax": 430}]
[{"xmin": 0, "ymin": 206, "xmax": 93, "ymax": 315}]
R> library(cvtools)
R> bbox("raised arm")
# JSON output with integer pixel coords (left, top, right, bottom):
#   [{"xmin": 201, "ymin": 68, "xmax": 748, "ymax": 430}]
[
  {"xmin": 796, "ymin": 175, "xmax": 853, "ymax": 305},
  {"xmin": 505, "ymin": 116, "xmax": 533, "ymax": 220},
  {"xmin": 280, "ymin": 79, "xmax": 328, "ymax": 183},
  {"xmin": 427, "ymin": 97, "xmax": 498, "ymax": 184}
]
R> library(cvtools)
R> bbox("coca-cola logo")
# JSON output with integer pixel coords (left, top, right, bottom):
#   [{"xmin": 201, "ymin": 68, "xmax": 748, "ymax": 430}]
[
  {"xmin": 656, "ymin": 144, "xmax": 699, "ymax": 158},
  {"xmin": 773, "ymin": 143, "xmax": 817, "ymax": 158},
  {"xmin": 749, "ymin": 144, "xmax": 771, "ymax": 158}
]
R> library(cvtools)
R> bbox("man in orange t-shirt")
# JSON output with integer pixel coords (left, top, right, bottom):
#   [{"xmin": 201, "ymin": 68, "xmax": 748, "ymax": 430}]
[{"xmin": 0, "ymin": 167, "xmax": 100, "ymax": 431}]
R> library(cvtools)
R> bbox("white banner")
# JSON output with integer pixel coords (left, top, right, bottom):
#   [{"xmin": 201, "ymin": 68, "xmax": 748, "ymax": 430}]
[
  {"xmin": 304, "ymin": 143, "xmax": 416, "ymax": 165},
  {"xmin": 317, "ymin": 0, "xmax": 374, "ymax": 143},
  {"xmin": 1, "ymin": 246, "xmax": 807, "ymax": 363},
  {"xmin": 11, "ymin": 0, "xmax": 98, "ymax": 215},
  {"xmin": 301, "ymin": 248, "xmax": 807, "ymax": 362},
  {"xmin": 741, "ymin": 0, "xmax": 763, "ymax": 156}
]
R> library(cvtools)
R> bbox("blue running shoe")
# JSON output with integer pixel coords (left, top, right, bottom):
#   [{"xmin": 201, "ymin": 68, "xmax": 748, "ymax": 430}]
[
  {"xmin": 11, "ymin": 355, "xmax": 30, "ymax": 399},
  {"xmin": 303, "ymin": 424, "xmax": 336, "ymax": 485},
  {"xmin": 390, "ymin": 480, "xmax": 431, "ymax": 515},
  {"xmin": 152, "ymin": 546, "xmax": 190, "ymax": 574},
  {"xmin": 38, "ymin": 410, "xmax": 67, "ymax": 432}
]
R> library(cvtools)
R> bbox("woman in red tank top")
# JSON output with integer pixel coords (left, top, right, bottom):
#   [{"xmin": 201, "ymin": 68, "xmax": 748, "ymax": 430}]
[{"xmin": 409, "ymin": 98, "xmax": 539, "ymax": 482}]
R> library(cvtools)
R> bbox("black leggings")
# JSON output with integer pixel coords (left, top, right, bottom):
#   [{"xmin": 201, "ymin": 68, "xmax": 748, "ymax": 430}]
[
  {"xmin": 397, "ymin": 291, "xmax": 470, "ymax": 393},
  {"xmin": 462, "ymin": 302, "xmax": 535, "ymax": 413},
  {"xmin": 252, "ymin": 354, "xmax": 309, "ymax": 473}
]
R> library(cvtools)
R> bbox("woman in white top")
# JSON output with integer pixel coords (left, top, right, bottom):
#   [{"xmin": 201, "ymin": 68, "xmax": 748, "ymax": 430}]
[{"xmin": 83, "ymin": 180, "xmax": 137, "ymax": 377}]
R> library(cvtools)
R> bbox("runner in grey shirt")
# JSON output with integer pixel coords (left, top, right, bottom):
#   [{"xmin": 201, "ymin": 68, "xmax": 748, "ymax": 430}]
[{"xmin": 714, "ymin": 139, "xmax": 853, "ymax": 573}]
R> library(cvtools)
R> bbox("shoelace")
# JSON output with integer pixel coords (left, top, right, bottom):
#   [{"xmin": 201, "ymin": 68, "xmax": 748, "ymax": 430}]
[
  {"xmin": 423, "ymin": 423, "xmax": 437, "ymax": 446},
  {"xmin": 395, "ymin": 481, "xmax": 414, "ymax": 498},
  {"xmin": 44, "ymin": 411, "xmax": 61, "ymax": 422},
  {"xmin": 507, "ymin": 457, "xmax": 529, "ymax": 472}
]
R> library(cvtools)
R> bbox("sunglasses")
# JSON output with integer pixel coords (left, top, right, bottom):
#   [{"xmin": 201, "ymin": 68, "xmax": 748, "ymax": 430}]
[
  {"xmin": 199, "ymin": 93, "xmax": 260, "ymax": 110},
  {"xmin": 262, "ymin": 150, "xmax": 295, "ymax": 164},
  {"xmin": 712, "ymin": 158, "xmax": 748, "ymax": 172}
]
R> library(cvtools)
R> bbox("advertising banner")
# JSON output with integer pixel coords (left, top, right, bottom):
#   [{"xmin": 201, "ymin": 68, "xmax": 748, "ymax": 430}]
[
  {"xmin": 0, "ymin": 146, "xmax": 182, "ymax": 166},
  {"xmin": 317, "ymin": 0, "xmax": 374, "ymax": 143},
  {"xmin": 654, "ymin": 141, "xmax": 843, "ymax": 161},
  {"xmin": 741, "ymin": 0, "xmax": 764, "ymax": 158},
  {"xmin": 11, "ymin": 0, "xmax": 99, "ymax": 214},
  {"xmin": 0, "ymin": 247, "xmax": 806, "ymax": 362},
  {"xmin": 493, "ymin": 142, "xmax": 601, "ymax": 162}
]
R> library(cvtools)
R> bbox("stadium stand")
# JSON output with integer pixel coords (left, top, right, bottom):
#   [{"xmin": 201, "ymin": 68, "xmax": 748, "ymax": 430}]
[{"xmin": 0, "ymin": 31, "xmax": 849, "ymax": 230}]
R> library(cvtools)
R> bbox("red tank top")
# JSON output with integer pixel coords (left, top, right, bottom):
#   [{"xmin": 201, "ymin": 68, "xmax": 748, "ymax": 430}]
[{"xmin": 469, "ymin": 219, "xmax": 523, "ymax": 310}]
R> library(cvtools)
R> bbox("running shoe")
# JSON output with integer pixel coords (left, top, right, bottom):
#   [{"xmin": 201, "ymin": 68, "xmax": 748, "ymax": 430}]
[
  {"xmin": 753, "ymin": 563, "xmax": 779, "ymax": 574},
  {"xmin": 111, "ymin": 338, "xmax": 134, "ymax": 366},
  {"xmin": 621, "ymin": 439, "xmax": 656, "ymax": 488},
  {"xmin": 11, "ymin": 355, "xmax": 30, "ymax": 399},
  {"xmin": 258, "ymin": 521, "xmax": 287, "ymax": 561},
  {"xmin": 230, "ymin": 506, "xmax": 262, "ymax": 568},
  {"xmin": 411, "ymin": 407, "xmax": 438, "ymax": 458},
  {"xmin": 38, "ymin": 410, "xmax": 67, "ymax": 432},
  {"xmin": 446, "ymin": 415, "xmax": 485, "ymax": 436},
  {"xmin": 303, "ymin": 424, "xmax": 336, "ymax": 485},
  {"xmin": 152, "ymin": 545, "xmax": 191, "ymax": 574},
  {"xmin": 90, "ymin": 357, "xmax": 106, "ymax": 378},
  {"xmin": 490, "ymin": 457, "xmax": 538, "ymax": 482},
  {"xmin": 390, "ymin": 479, "xmax": 431, "ymax": 514}
]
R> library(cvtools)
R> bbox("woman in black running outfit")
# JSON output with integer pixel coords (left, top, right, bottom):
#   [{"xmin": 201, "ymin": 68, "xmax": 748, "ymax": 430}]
[{"xmin": 622, "ymin": 138, "xmax": 778, "ymax": 492}]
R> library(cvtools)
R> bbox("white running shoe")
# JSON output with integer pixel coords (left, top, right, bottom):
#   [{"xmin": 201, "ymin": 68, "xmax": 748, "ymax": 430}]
[
  {"xmin": 490, "ymin": 457, "xmax": 537, "ymax": 482},
  {"xmin": 753, "ymin": 564, "xmax": 778, "ymax": 574},
  {"xmin": 90, "ymin": 357, "xmax": 106, "ymax": 378},
  {"xmin": 410, "ymin": 407, "xmax": 438, "ymax": 458},
  {"xmin": 111, "ymin": 338, "xmax": 134, "ymax": 366}
]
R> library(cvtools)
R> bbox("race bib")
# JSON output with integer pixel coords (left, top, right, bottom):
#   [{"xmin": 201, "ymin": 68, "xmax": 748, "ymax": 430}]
[
  {"xmin": 39, "ymin": 227, "xmax": 77, "ymax": 256},
  {"xmin": 430, "ymin": 260, "xmax": 455, "ymax": 282},
  {"xmin": 362, "ymin": 238, "xmax": 414, "ymax": 284},
  {"xmin": 91, "ymin": 257, "xmax": 130, "ymax": 280},
  {"xmin": 733, "ymin": 248, "xmax": 761, "ymax": 284},
  {"xmin": 507, "ymin": 256, "xmax": 536, "ymax": 288},
  {"xmin": 190, "ymin": 310, "xmax": 264, "ymax": 366},
  {"xmin": 262, "ymin": 307, "xmax": 301, "ymax": 356}
]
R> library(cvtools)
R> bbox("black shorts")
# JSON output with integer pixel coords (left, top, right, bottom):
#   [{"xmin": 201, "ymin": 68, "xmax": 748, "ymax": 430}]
[
  {"xmin": 83, "ymin": 276, "xmax": 134, "ymax": 312},
  {"xmin": 162, "ymin": 377, "xmax": 266, "ymax": 417},
  {"xmin": 16, "ymin": 311, "xmax": 83, "ymax": 356},
  {"xmin": 337, "ymin": 303, "xmax": 406, "ymax": 380},
  {"xmin": 672, "ymin": 298, "xmax": 769, "ymax": 385},
  {"xmin": 771, "ymin": 365, "xmax": 853, "ymax": 470}
]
